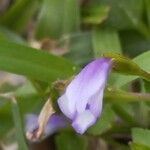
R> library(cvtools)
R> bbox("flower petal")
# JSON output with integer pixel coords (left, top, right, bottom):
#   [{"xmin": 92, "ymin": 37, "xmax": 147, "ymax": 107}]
[
  {"xmin": 72, "ymin": 110, "xmax": 96, "ymax": 134},
  {"xmin": 58, "ymin": 94, "xmax": 76, "ymax": 119},
  {"xmin": 88, "ymin": 89, "xmax": 104, "ymax": 118},
  {"xmin": 45, "ymin": 114, "xmax": 67, "ymax": 136},
  {"xmin": 66, "ymin": 58, "xmax": 112, "ymax": 113},
  {"xmin": 25, "ymin": 114, "xmax": 39, "ymax": 133},
  {"xmin": 26, "ymin": 114, "xmax": 67, "ymax": 140}
]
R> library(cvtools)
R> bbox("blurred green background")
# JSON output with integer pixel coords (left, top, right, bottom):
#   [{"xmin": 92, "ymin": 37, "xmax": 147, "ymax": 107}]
[{"xmin": 0, "ymin": 0, "xmax": 150, "ymax": 150}]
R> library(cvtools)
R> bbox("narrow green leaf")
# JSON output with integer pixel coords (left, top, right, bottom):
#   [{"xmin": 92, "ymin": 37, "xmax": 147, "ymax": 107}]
[
  {"xmin": 83, "ymin": 5, "xmax": 110, "ymax": 25},
  {"xmin": 36, "ymin": 0, "xmax": 64, "ymax": 39},
  {"xmin": 11, "ymin": 98, "xmax": 28, "ymax": 150},
  {"xmin": 62, "ymin": 0, "xmax": 80, "ymax": 35},
  {"xmin": 145, "ymin": 0, "xmax": 150, "ymax": 27},
  {"xmin": 0, "ymin": 40, "xmax": 76, "ymax": 83},
  {"xmin": 104, "ymin": 89, "xmax": 150, "ymax": 102},
  {"xmin": 0, "ymin": 0, "xmax": 39, "ymax": 32},
  {"xmin": 36, "ymin": 0, "xmax": 80, "ymax": 39},
  {"xmin": 92, "ymin": 28, "xmax": 122, "ymax": 58},
  {"xmin": 0, "ymin": 26, "xmax": 25, "ymax": 44}
]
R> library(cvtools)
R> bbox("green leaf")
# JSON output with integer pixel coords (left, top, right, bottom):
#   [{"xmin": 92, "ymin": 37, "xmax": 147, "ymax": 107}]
[
  {"xmin": 92, "ymin": 28, "xmax": 122, "ymax": 58},
  {"xmin": 120, "ymin": 30, "xmax": 150, "ymax": 57},
  {"xmin": 0, "ymin": 26, "xmax": 25, "ymax": 44},
  {"xmin": 99, "ymin": 0, "xmax": 144, "ymax": 30},
  {"xmin": 145, "ymin": 0, "xmax": 150, "ymax": 27},
  {"xmin": 142, "ymin": 80, "xmax": 150, "ymax": 92},
  {"xmin": 88, "ymin": 105, "xmax": 116, "ymax": 135},
  {"xmin": 11, "ymin": 98, "xmax": 28, "ymax": 150},
  {"xmin": 0, "ymin": 40, "xmax": 76, "ymax": 83},
  {"xmin": 62, "ymin": 0, "xmax": 80, "ymax": 35},
  {"xmin": 64, "ymin": 32, "xmax": 94, "ymax": 66},
  {"xmin": 36, "ymin": 0, "xmax": 64, "ymax": 39},
  {"xmin": 55, "ymin": 132, "xmax": 88, "ymax": 150},
  {"xmin": 0, "ymin": 0, "xmax": 39, "ymax": 32},
  {"xmin": 112, "ymin": 103, "xmax": 139, "ymax": 126},
  {"xmin": 36, "ymin": 0, "xmax": 80, "ymax": 39},
  {"xmin": 131, "ymin": 143, "xmax": 150, "ymax": 150},
  {"xmin": 132, "ymin": 128, "xmax": 150, "ymax": 148},
  {"xmin": 112, "ymin": 51, "xmax": 150, "ymax": 88},
  {"xmin": 83, "ymin": 5, "xmax": 110, "ymax": 25},
  {"xmin": 0, "ymin": 82, "xmax": 43, "ymax": 138},
  {"xmin": 104, "ymin": 53, "xmax": 150, "ymax": 81}
]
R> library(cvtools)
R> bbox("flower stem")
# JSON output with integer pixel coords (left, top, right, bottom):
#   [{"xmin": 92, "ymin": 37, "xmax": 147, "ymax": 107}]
[{"xmin": 105, "ymin": 89, "xmax": 150, "ymax": 102}]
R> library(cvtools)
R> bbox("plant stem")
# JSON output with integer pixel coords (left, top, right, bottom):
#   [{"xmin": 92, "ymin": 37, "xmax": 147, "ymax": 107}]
[{"xmin": 105, "ymin": 89, "xmax": 150, "ymax": 102}]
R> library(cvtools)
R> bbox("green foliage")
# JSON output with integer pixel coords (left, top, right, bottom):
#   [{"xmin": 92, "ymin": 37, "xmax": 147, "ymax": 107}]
[
  {"xmin": 131, "ymin": 128, "xmax": 150, "ymax": 149},
  {"xmin": 0, "ymin": 0, "xmax": 40, "ymax": 32},
  {"xmin": 88, "ymin": 105, "xmax": 116, "ymax": 135},
  {"xmin": 55, "ymin": 132, "xmax": 88, "ymax": 150},
  {"xmin": 36, "ymin": 0, "xmax": 80, "ymax": 39},
  {"xmin": 0, "ymin": 40, "xmax": 76, "ymax": 83},
  {"xmin": 114, "ymin": 51, "xmax": 150, "ymax": 88},
  {"xmin": 0, "ymin": 0, "xmax": 150, "ymax": 149},
  {"xmin": 92, "ymin": 28, "xmax": 122, "ymax": 57}
]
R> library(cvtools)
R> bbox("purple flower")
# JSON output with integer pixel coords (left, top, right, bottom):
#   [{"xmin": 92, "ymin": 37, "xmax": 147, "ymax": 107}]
[
  {"xmin": 25, "ymin": 113, "xmax": 67, "ymax": 141},
  {"xmin": 58, "ymin": 58, "xmax": 112, "ymax": 134}
]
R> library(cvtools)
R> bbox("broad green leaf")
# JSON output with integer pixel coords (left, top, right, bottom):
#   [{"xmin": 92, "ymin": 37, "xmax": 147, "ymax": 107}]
[
  {"xmin": 88, "ymin": 105, "xmax": 116, "ymax": 135},
  {"xmin": 55, "ymin": 132, "xmax": 88, "ymax": 150},
  {"xmin": 132, "ymin": 128, "xmax": 150, "ymax": 148},
  {"xmin": 0, "ymin": 40, "xmax": 76, "ymax": 83},
  {"xmin": 92, "ymin": 28, "xmax": 122, "ymax": 58},
  {"xmin": 83, "ymin": 5, "xmax": 110, "ymax": 25},
  {"xmin": 113, "ymin": 51, "xmax": 150, "ymax": 88},
  {"xmin": 0, "ymin": 0, "xmax": 39, "ymax": 32}
]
